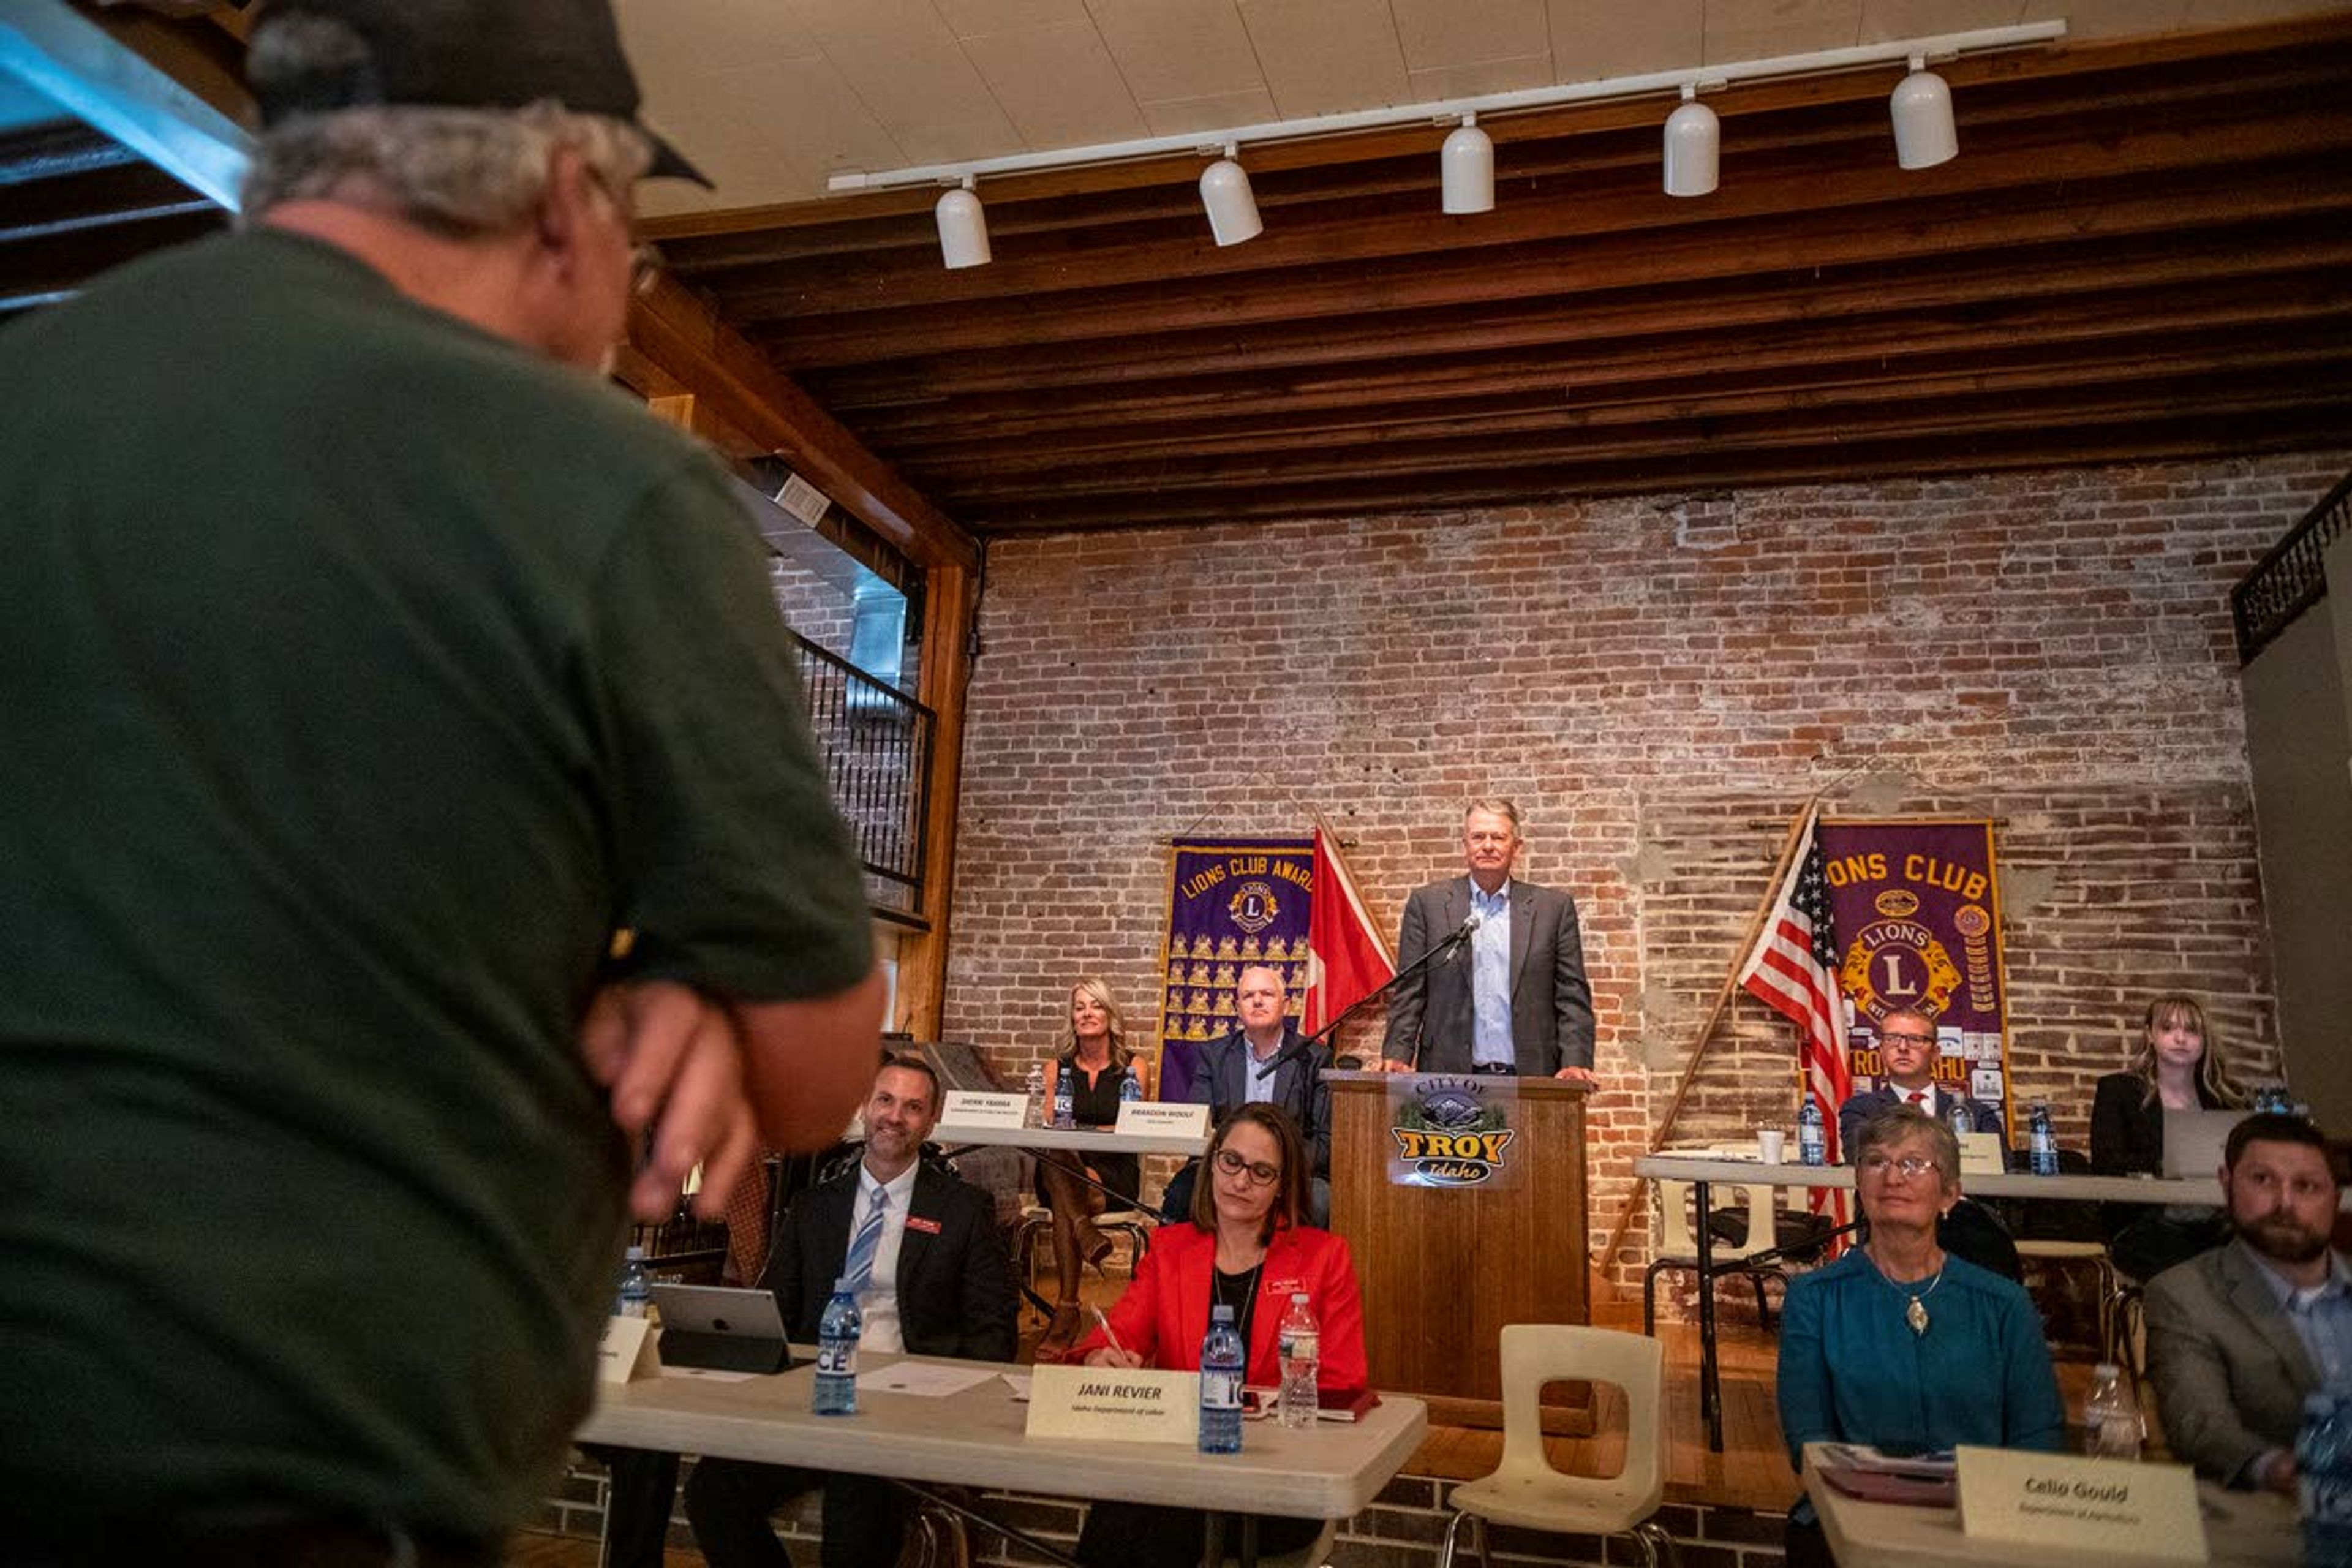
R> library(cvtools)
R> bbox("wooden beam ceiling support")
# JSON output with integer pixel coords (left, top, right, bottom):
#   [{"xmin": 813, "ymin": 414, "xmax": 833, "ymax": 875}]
[
  {"xmin": 962, "ymin": 409, "xmax": 2352, "ymax": 533},
  {"xmin": 825, "ymin": 237, "xmax": 2352, "ymax": 428},
  {"xmin": 624, "ymin": 276, "xmax": 977, "ymax": 571}
]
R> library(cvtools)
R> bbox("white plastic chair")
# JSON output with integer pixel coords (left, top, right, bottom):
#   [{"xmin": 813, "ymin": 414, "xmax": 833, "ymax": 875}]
[{"xmin": 1436, "ymin": 1325, "xmax": 1678, "ymax": 1568}]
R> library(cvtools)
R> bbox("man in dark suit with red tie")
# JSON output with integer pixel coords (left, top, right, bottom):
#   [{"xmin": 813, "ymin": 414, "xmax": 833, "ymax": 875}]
[
  {"xmin": 1839, "ymin": 1007, "xmax": 2019, "ymax": 1279},
  {"xmin": 1837, "ymin": 1006, "xmax": 2006, "ymax": 1158}
]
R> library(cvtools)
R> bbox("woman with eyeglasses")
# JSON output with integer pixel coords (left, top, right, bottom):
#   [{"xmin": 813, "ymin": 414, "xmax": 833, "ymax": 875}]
[
  {"xmin": 1071, "ymin": 1104, "xmax": 1366, "ymax": 1568},
  {"xmin": 1776, "ymin": 1106, "xmax": 2063, "ymax": 1568},
  {"xmin": 2090, "ymin": 994, "xmax": 2245, "ymax": 1280}
]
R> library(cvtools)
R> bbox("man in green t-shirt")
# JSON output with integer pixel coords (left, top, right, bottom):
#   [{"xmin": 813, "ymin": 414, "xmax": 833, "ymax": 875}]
[{"xmin": 0, "ymin": 1, "xmax": 883, "ymax": 1559}]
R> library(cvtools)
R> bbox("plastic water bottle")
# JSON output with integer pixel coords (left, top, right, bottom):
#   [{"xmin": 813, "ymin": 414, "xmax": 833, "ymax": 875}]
[
  {"xmin": 1120, "ymin": 1069, "xmax": 1143, "ymax": 1106},
  {"xmin": 813, "ymin": 1277, "xmax": 861, "ymax": 1416},
  {"xmin": 1024, "ymin": 1061, "xmax": 1046, "ymax": 1128},
  {"xmin": 613, "ymin": 1244, "xmax": 651, "ymax": 1317},
  {"xmin": 1278, "ymin": 1292, "xmax": 1321, "ymax": 1431},
  {"xmin": 1797, "ymin": 1099, "xmax": 1826, "ymax": 1166},
  {"xmin": 1199, "ymin": 1304, "xmax": 1245, "ymax": 1454},
  {"xmin": 2082, "ymin": 1363, "xmax": 2142, "ymax": 1459},
  {"xmin": 1947, "ymin": 1099, "xmax": 1975, "ymax": 1146},
  {"xmin": 2256, "ymin": 1084, "xmax": 2294, "ymax": 1116},
  {"xmin": 1051, "ymin": 1064, "xmax": 1076, "ymax": 1129},
  {"xmin": 2298, "ymin": 1389, "xmax": 2352, "ymax": 1562},
  {"xmin": 2028, "ymin": 1102, "xmax": 2059, "ymax": 1176}
]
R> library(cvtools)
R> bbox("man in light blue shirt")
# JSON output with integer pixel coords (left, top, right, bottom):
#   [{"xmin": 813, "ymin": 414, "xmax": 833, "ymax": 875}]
[
  {"xmin": 2147, "ymin": 1112, "xmax": 2350, "ymax": 1494},
  {"xmin": 1379, "ymin": 798, "xmax": 1596, "ymax": 1081}
]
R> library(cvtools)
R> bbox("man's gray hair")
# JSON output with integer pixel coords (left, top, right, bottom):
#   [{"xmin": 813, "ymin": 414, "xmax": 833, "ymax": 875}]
[
  {"xmin": 1465, "ymin": 796, "xmax": 1521, "ymax": 832},
  {"xmin": 241, "ymin": 15, "xmax": 651, "ymax": 230}
]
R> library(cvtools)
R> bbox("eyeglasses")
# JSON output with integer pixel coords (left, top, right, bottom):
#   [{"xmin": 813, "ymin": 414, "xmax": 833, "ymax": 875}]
[
  {"xmin": 1879, "ymin": 1032, "xmax": 1936, "ymax": 1047},
  {"xmin": 1858, "ymin": 1153, "xmax": 1941, "ymax": 1178},
  {"xmin": 1213, "ymin": 1149, "xmax": 1281, "ymax": 1188}
]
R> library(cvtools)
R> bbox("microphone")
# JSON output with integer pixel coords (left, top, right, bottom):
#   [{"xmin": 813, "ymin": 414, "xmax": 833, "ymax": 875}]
[{"xmin": 1457, "ymin": 910, "xmax": 1484, "ymax": 938}]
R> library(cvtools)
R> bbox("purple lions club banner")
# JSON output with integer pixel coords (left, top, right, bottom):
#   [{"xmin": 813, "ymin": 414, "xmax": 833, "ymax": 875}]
[
  {"xmin": 1819, "ymin": 820, "xmax": 2016, "ymax": 1137},
  {"xmin": 1158, "ymin": 838, "xmax": 1313, "ymax": 1104}
]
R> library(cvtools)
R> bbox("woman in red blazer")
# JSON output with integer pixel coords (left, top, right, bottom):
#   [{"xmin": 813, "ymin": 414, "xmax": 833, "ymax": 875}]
[{"xmin": 1071, "ymin": 1103, "xmax": 1367, "ymax": 1567}]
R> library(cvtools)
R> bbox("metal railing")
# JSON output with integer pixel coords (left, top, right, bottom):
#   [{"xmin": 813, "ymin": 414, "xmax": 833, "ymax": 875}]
[
  {"xmin": 792, "ymin": 633, "xmax": 933, "ymax": 915},
  {"xmin": 2234, "ymin": 470, "xmax": 2352, "ymax": 664}
]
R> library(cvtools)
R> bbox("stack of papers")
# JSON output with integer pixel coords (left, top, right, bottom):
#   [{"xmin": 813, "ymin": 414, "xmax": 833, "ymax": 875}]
[{"xmin": 1815, "ymin": 1446, "xmax": 1958, "ymax": 1507}]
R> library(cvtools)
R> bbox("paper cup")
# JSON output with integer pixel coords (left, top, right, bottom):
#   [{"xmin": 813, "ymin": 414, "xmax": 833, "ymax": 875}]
[{"xmin": 1757, "ymin": 1129, "xmax": 1786, "ymax": 1163}]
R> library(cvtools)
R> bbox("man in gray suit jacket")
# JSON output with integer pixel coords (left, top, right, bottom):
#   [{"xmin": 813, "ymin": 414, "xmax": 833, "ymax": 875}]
[
  {"xmin": 1378, "ymin": 798, "xmax": 1596, "ymax": 1082},
  {"xmin": 2147, "ymin": 1114, "xmax": 2349, "ymax": 1494}
]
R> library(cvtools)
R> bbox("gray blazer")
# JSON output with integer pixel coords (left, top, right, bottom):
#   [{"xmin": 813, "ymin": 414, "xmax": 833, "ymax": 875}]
[
  {"xmin": 1379, "ymin": 875, "xmax": 1594, "ymax": 1076},
  {"xmin": 2145, "ymin": 1240, "xmax": 2329, "ymax": 1484}
]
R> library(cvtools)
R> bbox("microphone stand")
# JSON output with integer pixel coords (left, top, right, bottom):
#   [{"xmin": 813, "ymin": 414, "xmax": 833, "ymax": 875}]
[{"xmin": 1275, "ymin": 914, "xmax": 1482, "ymax": 1156}]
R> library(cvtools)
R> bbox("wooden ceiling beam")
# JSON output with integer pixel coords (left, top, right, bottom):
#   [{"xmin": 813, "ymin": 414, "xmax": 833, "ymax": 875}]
[
  {"xmin": 815, "ymin": 222, "xmax": 2352, "ymax": 410},
  {"xmin": 623, "ymin": 277, "xmax": 978, "ymax": 571},
  {"xmin": 872, "ymin": 308, "xmax": 2352, "ymax": 466},
  {"xmin": 833, "ymin": 251, "xmax": 2352, "ymax": 434},
  {"xmin": 901, "ymin": 335, "xmax": 2352, "ymax": 482},
  {"xmin": 929, "ymin": 370, "xmax": 2352, "ymax": 503},
  {"xmin": 959, "ymin": 410, "xmax": 2352, "ymax": 532},
  {"xmin": 756, "ymin": 160, "xmax": 2352, "ymax": 365},
  {"xmin": 710, "ymin": 93, "xmax": 2351, "ymax": 324}
]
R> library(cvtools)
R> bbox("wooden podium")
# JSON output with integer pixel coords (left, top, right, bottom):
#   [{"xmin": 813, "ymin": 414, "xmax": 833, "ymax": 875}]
[{"xmin": 1326, "ymin": 1071, "xmax": 1591, "ymax": 1431}]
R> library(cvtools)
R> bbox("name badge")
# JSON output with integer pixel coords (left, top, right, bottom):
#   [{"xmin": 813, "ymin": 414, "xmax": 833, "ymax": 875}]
[
  {"xmin": 597, "ymin": 1315, "xmax": 659, "ymax": 1384},
  {"xmin": 939, "ymin": 1090, "xmax": 1028, "ymax": 1129},
  {"xmin": 905, "ymin": 1215, "xmax": 941, "ymax": 1235},
  {"xmin": 1023, "ymin": 1363, "xmax": 1200, "ymax": 1445},
  {"xmin": 1115, "ymin": 1101, "xmax": 1210, "ymax": 1137},
  {"xmin": 1956, "ymin": 1446, "xmax": 2206, "ymax": 1560}
]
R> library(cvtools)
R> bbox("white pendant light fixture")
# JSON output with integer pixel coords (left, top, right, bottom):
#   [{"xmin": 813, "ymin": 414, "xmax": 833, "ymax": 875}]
[
  {"xmin": 1662, "ymin": 84, "xmax": 1719, "ymax": 197},
  {"xmin": 933, "ymin": 175, "xmax": 990, "ymax": 269},
  {"xmin": 1890, "ymin": 53, "xmax": 1958, "ymax": 170},
  {"xmin": 1198, "ymin": 141, "xmax": 1262, "ymax": 246},
  {"xmin": 1441, "ymin": 112, "xmax": 1493, "ymax": 214}
]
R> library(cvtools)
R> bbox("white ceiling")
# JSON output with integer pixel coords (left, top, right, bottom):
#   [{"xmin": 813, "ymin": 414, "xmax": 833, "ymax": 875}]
[{"xmin": 616, "ymin": 0, "xmax": 2346, "ymax": 216}]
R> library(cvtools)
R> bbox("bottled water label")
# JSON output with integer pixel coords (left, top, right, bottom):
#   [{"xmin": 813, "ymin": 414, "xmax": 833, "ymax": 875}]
[
  {"xmin": 1200, "ymin": 1369, "xmax": 1241, "ymax": 1409},
  {"xmin": 1280, "ymin": 1330, "xmax": 1317, "ymax": 1363},
  {"xmin": 818, "ymin": 1340, "xmax": 857, "ymax": 1378}
]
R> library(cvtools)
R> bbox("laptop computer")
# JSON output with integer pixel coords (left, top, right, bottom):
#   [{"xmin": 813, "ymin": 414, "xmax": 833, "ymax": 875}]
[
  {"xmin": 2162, "ymin": 1108, "xmax": 2248, "ymax": 1179},
  {"xmin": 650, "ymin": 1283, "xmax": 797, "ymax": 1375}
]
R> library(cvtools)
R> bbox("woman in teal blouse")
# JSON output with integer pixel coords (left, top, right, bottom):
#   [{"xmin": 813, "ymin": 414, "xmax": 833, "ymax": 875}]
[{"xmin": 1776, "ymin": 1105, "xmax": 2065, "ymax": 1567}]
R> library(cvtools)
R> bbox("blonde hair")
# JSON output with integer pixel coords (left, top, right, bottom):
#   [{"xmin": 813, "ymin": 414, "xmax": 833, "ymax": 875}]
[
  {"xmin": 2128, "ymin": 995, "xmax": 2247, "ymax": 1109},
  {"xmin": 1061, "ymin": 977, "xmax": 1133, "ymax": 1068}
]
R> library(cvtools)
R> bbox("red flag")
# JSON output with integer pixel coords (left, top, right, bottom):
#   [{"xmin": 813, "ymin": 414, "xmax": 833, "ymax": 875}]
[
  {"xmin": 1737, "ymin": 805, "xmax": 1852, "ymax": 1222},
  {"xmin": 1305, "ymin": 815, "xmax": 1395, "ymax": 1036}
]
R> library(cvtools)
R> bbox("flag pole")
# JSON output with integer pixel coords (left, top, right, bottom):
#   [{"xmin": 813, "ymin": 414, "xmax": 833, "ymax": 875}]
[{"xmin": 1591, "ymin": 794, "xmax": 1822, "ymax": 1300}]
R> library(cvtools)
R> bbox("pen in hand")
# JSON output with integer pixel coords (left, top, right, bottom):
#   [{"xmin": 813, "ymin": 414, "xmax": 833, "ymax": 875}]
[{"xmin": 1090, "ymin": 1306, "xmax": 1143, "ymax": 1367}]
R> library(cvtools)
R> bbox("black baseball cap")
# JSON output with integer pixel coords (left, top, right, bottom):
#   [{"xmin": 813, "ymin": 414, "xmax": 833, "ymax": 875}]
[{"xmin": 251, "ymin": 0, "xmax": 710, "ymax": 186}]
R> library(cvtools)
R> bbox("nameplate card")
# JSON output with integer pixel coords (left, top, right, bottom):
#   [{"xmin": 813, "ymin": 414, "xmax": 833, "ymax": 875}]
[
  {"xmin": 597, "ymin": 1315, "xmax": 659, "ymax": 1384},
  {"xmin": 1957, "ymin": 1132, "xmax": 2005, "ymax": 1175},
  {"xmin": 1115, "ymin": 1101, "xmax": 1210, "ymax": 1138},
  {"xmin": 939, "ymin": 1091, "xmax": 1029, "ymax": 1129},
  {"xmin": 1955, "ymin": 1446, "xmax": 2205, "ymax": 1560},
  {"xmin": 1022, "ymin": 1363, "xmax": 1201, "ymax": 1445}
]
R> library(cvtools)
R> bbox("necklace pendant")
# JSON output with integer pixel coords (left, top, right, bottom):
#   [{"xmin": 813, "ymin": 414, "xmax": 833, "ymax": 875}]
[{"xmin": 1907, "ymin": 1295, "xmax": 1929, "ymax": 1336}]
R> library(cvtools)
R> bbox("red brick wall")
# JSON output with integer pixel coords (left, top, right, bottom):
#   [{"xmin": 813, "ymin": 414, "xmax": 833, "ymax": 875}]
[{"xmin": 941, "ymin": 451, "xmax": 2349, "ymax": 1287}]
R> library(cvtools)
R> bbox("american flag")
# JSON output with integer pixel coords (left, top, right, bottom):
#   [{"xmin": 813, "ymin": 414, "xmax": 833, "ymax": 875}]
[{"xmin": 1738, "ymin": 805, "xmax": 1852, "ymax": 1219}]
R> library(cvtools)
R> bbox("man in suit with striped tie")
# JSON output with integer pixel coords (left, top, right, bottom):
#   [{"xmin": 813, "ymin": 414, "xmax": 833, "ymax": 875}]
[{"xmin": 609, "ymin": 1056, "xmax": 1017, "ymax": 1568}]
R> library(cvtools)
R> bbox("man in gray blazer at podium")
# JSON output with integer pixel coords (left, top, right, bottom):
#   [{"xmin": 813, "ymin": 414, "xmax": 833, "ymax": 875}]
[{"xmin": 1378, "ymin": 798, "xmax": 1597, "ymax": 1084}]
